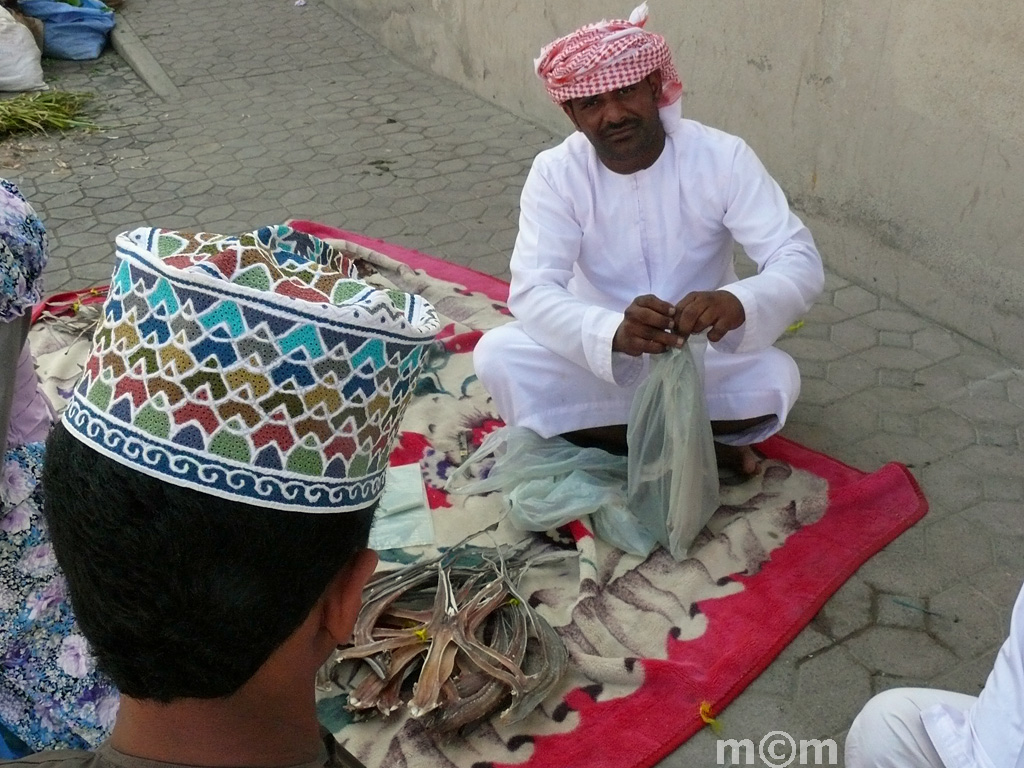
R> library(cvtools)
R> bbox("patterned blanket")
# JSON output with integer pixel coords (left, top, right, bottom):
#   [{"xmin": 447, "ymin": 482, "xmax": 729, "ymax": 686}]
[
  {"xmin": 27, "ymin": 223, "xmax": 925, "ymax": 766},
  {"xmin": 286, "ymin": 222, "xmax": 927, "ymax": 768}
]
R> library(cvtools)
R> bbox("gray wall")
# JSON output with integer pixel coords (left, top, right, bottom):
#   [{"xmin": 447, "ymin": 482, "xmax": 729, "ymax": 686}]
[{"xmin": 336, "ymin": 0, "xmax": 1024, "ymax": 362}]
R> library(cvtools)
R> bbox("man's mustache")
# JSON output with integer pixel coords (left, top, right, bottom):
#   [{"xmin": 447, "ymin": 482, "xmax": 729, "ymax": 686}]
[{"xmin": 600, "ymin": 119, "xmax": 641, "ymax": 138}]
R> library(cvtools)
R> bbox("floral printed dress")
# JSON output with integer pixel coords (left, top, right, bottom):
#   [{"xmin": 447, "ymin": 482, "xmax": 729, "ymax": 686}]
[
  {"xmin": 1, "ymin": 444, "xmax": 119, "ymax": 751},
  {"xmin": 1, "ymin": 178, "xmax": 118, "ymax": 752},
  {"xmin": 0, "ymin": 179, "xmax": 46, "ymax": 324}
]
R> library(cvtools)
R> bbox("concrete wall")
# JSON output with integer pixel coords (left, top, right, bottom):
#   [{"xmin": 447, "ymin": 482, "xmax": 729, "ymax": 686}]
[{"xmin": 336, "ymin": 0, "xmax": 1024, "ymax": 363}]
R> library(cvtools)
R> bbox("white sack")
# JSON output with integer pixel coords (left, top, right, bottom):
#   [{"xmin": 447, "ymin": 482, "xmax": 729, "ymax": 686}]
[{"xmin": 0, "ymin": 7, "xmax": 46, "ymax": 92}]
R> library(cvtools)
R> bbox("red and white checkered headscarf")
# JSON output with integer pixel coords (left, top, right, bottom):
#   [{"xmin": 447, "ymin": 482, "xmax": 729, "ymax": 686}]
[{"xmin": 534, "ymin": 3, "xmax": 683, "ymax": 107}]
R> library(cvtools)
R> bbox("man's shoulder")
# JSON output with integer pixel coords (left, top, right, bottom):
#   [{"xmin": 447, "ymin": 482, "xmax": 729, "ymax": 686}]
[
  {"xmin": 531, "ymin": 131, "xmax": 593, "ymax": 173},
  {"xmin": 673, "ymin": 118, "xmax": 748, "ymax": 155},
  {"xmin": 2, "ymin": 749, "xmax": 101, "ymax": 767}
]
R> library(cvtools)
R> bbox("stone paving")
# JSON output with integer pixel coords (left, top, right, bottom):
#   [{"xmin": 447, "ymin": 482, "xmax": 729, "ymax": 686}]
[{"xmin": 2, "ymin": 0, "xmax": 1023, "ymax": 765}]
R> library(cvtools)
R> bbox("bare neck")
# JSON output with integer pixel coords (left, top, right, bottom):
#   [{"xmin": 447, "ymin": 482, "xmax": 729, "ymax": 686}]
[
  {"xmin": 111, "ymin": 683, "xmax": 323, "ymax": 768},
  {"xmin": 109, "ymin": 628, "xmax": 330, "ymax": 768},
  {"xmin": 103, "ymin": 558, "xmax": 371, "ymax": 767}
]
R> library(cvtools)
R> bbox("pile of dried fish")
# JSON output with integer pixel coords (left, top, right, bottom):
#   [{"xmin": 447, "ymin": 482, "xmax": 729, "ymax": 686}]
[{"xmin": 322, "ymin": 536, "xmax": 569, "ymax": 733}]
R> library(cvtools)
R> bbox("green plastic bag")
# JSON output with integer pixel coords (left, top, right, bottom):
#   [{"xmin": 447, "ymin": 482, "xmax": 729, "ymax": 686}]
[
  {"xmin": 627, "ymin": 341, "xmax": 719, "ymax": 559},
  {"xmin": 445, "ymin": 426, "xmax": 659, "ymax": 556}
]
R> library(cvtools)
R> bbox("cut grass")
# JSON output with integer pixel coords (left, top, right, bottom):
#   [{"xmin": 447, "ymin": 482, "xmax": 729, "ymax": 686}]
[{"xmin": 0, "ymin": 91, "xmax": 96, "ymax": 137}]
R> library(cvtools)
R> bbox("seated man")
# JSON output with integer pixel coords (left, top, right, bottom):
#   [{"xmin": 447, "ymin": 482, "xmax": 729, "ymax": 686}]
[
  {"xmin": 11, "ymin": 224, "xmax": 439, "ymax": 766},
  {"xmin": 474, "ymin": 4, "xmax": 824, "ymax": 475},
  {"xmin": 845, "ymin": 580, "xmax": 1024, "ymax": 768}
]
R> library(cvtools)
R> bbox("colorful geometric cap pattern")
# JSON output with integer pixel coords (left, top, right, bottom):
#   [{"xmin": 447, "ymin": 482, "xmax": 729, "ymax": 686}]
[{"xmin": 62, "ymin": 225, "xmax": 440, "ymax": 513}]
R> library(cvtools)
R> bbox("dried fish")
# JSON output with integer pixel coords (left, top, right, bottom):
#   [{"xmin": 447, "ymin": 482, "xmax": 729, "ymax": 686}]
[{"xmin": 323, "ymin": 535, "xmax": 571, "ymax": 734}]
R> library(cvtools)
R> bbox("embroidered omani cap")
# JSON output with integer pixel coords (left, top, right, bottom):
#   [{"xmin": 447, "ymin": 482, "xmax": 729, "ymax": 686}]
[{"xmin": 62, "ymin": 225, "xmax": 439, "ymax": 512}]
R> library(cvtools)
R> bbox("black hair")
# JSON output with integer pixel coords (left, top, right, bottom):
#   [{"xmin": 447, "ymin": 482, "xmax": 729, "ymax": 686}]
[{"xmin": 42, "ymin": 422, "xmax": 375, "ymax": 702}]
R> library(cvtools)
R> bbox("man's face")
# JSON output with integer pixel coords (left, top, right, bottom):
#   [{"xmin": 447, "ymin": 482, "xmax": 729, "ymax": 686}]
[{"xmin": 562, "ymin": 70, "xmax": 666, "ymax": 174}]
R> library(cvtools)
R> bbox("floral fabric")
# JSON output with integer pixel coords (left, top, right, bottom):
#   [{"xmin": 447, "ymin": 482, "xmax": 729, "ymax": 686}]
[
  {"xmin": 0, "ymin": 179, "xmax": 47, "ymax": 323},
  {"xmin": 0, "ymin": 442, "xmax": 118, "ymax": 752}
]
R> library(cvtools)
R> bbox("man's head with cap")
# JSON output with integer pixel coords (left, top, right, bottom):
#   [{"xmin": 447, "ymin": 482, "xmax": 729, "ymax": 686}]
[
  {"xmin": 534, "ymin": 3, "xmax": 683, "ymax": 174},
  {"xmin": 43, "ymin": 224, "xmax": 439, "ymax": 707}
]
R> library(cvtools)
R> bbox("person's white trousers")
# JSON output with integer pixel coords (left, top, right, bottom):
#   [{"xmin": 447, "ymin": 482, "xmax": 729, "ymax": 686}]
[
  {"xmin": 845, "ymin": 688, "xmax": 978, "ymax": 768},
  {"xmin": 474, "ymin": 321, "xmax": 800, "ymax": 445}
]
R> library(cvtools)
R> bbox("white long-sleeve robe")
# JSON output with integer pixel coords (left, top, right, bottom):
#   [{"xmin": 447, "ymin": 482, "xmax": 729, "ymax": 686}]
[{"xmin": 474, "ymin": 106, "xmax": 824, "ymax": 442}]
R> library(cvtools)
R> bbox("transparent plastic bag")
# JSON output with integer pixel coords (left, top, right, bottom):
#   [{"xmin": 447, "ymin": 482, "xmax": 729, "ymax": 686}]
[
  {"xmin": 445, "ymin": 426, "xmax": 658, "ymax": 556},
  {"xmin": 627, "ymin": 340, "xmax": 719, "ymax": 559}
]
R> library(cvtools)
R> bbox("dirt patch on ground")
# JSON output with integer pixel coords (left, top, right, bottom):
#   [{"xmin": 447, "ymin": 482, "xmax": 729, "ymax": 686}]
[{"xmin": 0, "ymin": 136, "xmax": 43, "ymax": 171}]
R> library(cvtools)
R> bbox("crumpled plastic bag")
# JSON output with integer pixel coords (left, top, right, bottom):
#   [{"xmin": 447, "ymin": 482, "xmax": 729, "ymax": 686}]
[
  {"xmin": 19, "ymin": 0, "xmax": 115, "ymax": 61},
  {"xmin": 627, "ymin": 340, "xmax": 719, "ymax": 559},
  {"xmin": 447, "ymin": 340, "xmax": 719, "ymax": 560},
  {"xmin": 445, "ymin": 426, "xmax": 659, "ymax": 556}
]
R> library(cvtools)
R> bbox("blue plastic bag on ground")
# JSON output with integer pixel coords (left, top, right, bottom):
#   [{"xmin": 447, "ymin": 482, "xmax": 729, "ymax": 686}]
[{"xmin": 19, "ymin": 0, "xmax": 115, "ymax": 61}]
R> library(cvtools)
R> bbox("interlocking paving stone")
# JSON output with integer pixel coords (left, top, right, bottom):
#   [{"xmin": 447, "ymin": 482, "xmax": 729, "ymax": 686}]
[
  {"xmin": 795, "ymin": 646, "xmax": 874, "ymax": 734},
  {"xmin": 916, "ymin": 410, "xmax": 979, "ymax": 455},
  {"xmin": 876, "ymin": 594, "xmax": 928, "ymax": 630},
  {"xmin": 833, "ymin": 284, "xmax": 880, "ymax": 315},
  {"xmin": 825, "ymin": 356, "xmax": 879, "ymax": 392},
  {"xmin": 3, "ymin": 0, "xmax": 1024, "ymax": 761},
  {"xmin": 879, "ymin": 330, "xmax": 913, "ymax": 348},
  {"xmin": 815, "ymin": 576, "xmax": 873, "ymax": 641},
  {"xmin": 929, "ymin": 650, "xmax": 1000, "ymax": 698},
  {"xmin": 845, "ymin": 627, "xmax": 958, "ymax": 679},
  {"xmin": 917, "ymin": 458, "xmax": 986, "ymax": 515},
  {"xmin": 928, "ymin": 584, "xmax": 1006, "ymax": 660},
  {"xmin": 859, "ymin": 309, "xmax": 932, "ymax": 333},
  {"xmin": 961, "ymin": 501, "xmax": 1024, "ymax": 539},
  {"xmin": 983, "ymin": 476, "xmax": 1024, "ymax": 502}
]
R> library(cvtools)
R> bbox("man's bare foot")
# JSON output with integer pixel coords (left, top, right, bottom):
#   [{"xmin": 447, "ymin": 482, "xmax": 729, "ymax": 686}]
[{"xmin": 715, "ymin": 442, "xmax": 760, "ymax": 481}]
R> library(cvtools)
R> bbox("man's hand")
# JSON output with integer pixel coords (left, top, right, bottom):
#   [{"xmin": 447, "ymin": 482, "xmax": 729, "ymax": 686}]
[
  {"xmin": 674, "ymin": 290, "xmax": 745, "ymax": 342},
  {"xmin": 612, "ymin": 294, "xmax": 683, "ymax": 356}
]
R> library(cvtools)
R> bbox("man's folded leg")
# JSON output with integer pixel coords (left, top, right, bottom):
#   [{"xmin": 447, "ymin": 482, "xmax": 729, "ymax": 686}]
[{"xmin": 475, "ymin": 321, "xmax": 801, "ymax": 446}]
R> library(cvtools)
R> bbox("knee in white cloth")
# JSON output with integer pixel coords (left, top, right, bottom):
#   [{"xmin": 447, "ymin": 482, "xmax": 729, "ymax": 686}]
[
  {"xmin": 845, "ymin": 688, "xmax": 954, "ymax": 768},
  {"xmin": 472, "ymin": 324, "xmax": 517, "ymax": 393},
  {"xmin": 472, "ymin": 323, "xmax": 526, "ymax": 423}
]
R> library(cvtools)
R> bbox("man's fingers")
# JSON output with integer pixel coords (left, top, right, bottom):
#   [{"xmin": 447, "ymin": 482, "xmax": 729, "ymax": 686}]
[
  {"xmin": 628, "ymin": 306, "xmax": 675, "ymax": 331},
  {"xmin": 635, "ymin": 335, "xmax": 675, "ymax": 354},
  {"xmin": 707, "ymin": 311, "xmax": 738, "ymax": 341},
  {"xmin": 648, "ymin": 328, "xmax": 684, "ymax": 349},
  {"xmin": 629, "ymin": 294, "xmax": 675, "ymax": 330},
  {"xmin": 634, "ymin": 294, "xmax": 676, "ymax": 317},
  {"xmin": 675, "ymin": 291, "xmax": 744, "ymax": 338},
  {"xmin": 675, "ymin": 300, "xmax": 712, "ymax": 335},
  {"xmin": 629, "ymin": 323, "xmax": 681, "ymax": 347},
  {"xmin": 621, "ymin": 326, "xmax": 682, "ymax": 355},
  {"xmin": 615, "ymin": 316, "xmax": 682, "ymax": 355}
]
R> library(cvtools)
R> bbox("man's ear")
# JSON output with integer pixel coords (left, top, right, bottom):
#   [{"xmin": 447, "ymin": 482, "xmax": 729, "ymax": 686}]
[
  {"xmin": 647, "ymin": 69, "xmax": 663, "ymax": 102},
  {"xmin": 322, "ymin": 548, "xmax": 378, "ymax": 645},
  {"xmin": 561, "ymin": 102, "xmax": 581, "ymax": 131}
]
